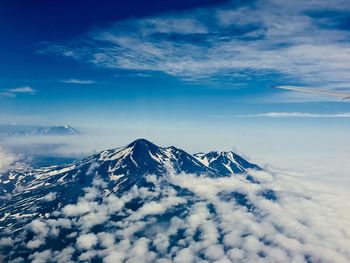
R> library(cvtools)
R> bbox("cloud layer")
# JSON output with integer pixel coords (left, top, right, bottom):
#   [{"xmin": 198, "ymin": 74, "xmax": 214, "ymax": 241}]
[{"xmin": 1, "ymin": 169, "xmax": 350, "ymax": 262}]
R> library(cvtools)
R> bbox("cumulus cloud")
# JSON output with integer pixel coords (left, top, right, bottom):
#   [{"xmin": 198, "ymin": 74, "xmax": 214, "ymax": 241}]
[
  {"xmin": 39, "ymin": 0, "xmax": 350, "ymax": 97},
  {"xmin": 29, "ymin": 250, "xmax": 52, "ymax": 263},
  {"xmin": 62, "ymin": 200, "xmax": 96, "ymax": 217},
  {"xmin": 26, "ymin": 220, "xmax": 49, "ymax": 249},
  {"xmin": 0, "ymin": 237, "xmax": 14, "ymax": 247},
  {"xmin": 42, "ymin": 192, "xmax": 57, "ymax": 201},
  {"xmin": 76, "ymin": 233, "xmax": 98, "ymax": 250},
  {"xmin": 128, "ymin": 196, "xmax": 186, "ymax": 221},
  {"xmin": 2, "ymin": 169, "xmax": 350, "ymax": 262}
]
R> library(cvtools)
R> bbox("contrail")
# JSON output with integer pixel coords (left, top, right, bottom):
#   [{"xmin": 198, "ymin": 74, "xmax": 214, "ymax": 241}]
[{"xmin": 271, "ymin": 85, "xmax": 350, "ymax": 100}]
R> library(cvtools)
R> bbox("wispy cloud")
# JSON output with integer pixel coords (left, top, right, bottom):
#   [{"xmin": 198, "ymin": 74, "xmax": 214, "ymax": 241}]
[
  {"xmin": 9, "ymin": 86, "xmax": 37, "ymax": 94},
  {"xmin": 238, "ymin": 112, "xmax": 350, "ymax": 118},
  {"xmin": 60, "ymin": 79, "xmax": 96, "ymax": 84},
  {"xmin": 38, "ymin": 0, "xmax": 350, "ymax": 96},
  {"xmin": 0, "ymin": 86, "xmax": 37, "ymax": 98},
  {"xmin": 0, "ymin": 91, "xmax": 16, "ymax": 98}
]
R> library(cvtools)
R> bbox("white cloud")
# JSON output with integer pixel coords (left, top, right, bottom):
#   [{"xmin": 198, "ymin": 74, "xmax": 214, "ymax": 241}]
[
  {"xmin": 86, "ymin": 162, "xmax": 100, "ymax": 176},
  {"xmin": 125, "ymin": 237, "xmax": 156, "ymax": 262},
  {"xmin": 29, "ymin": 250, "xmax": 52, "ymax": 263},
  {"xmin": 26, "ymin": 220, "xmax": 49, "ymax": 249},
  {"xmin": 238, "ymin": 112, "xmax": 350, "ymax": 118},
  {"xmin": 3, "ymin": 170, "xmax": 350, "ymax": 262},
  {"xmin": 136, "ymin": 17, "xmax": 208, "ymax": 35},
  {"xmin": 128, "ymin": 196, "xmax": 186, "ymax": 221},
  {"xmin": 0, "ymin": 86, "xmax": 37, "ymax": 98},
  {"xmin": 0, "ymin": 237, "xmax": 14, "ymax": 247},
  {"xmin": 173, "ymin": 248, "xmax": 195, "ymax": 263},
  {"xmin": 39, "ymin": 0, "xmax": 350, "ymax": 97},
  {"xmin": 76, "ymin": 233, "xmax": 98, "ymax": 250},
  {"xmin": 79, "ymin": 250, "xmax": 97, "ymax": 261},
  {"xmin": 46, "ymin": 218, "xmax": 72, "ymax": 237},
  {"xmin": 103, "ymin": 251, "xmax": 124, "ymax": 263},
  {"xmin": 0, "ymin": 147, "xmax": 19, "ymax": 173},
  {"xmin": 42, "ymin": 192, "xmax": 57, "ymax": 201},
  {"xmin": 62, "ymin": 200, "xmax": 95, "ymax": 217},
  {"xmin": 53, "ymin": 246, "xmax": 75, "ymax": 263},
  {"xmin": 60, "ymin": 79, "xmax": 96, "ymax": 84},
  {"xmin": 204, "ymin": 244, "xmax": 225, "ymax": 261},
  {"xmin": 8, "ymin": 86, "xmax": 37, "ymax": 94}
]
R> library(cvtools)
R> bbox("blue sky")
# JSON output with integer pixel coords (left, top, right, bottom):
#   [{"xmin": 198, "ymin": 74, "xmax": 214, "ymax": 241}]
[{"xmin": 1, "ymin": 0, "xmax": 350, "ymax": 174}]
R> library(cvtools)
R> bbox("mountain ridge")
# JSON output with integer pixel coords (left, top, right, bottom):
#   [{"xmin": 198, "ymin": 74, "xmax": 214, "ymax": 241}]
[{"xmin": 0, "ymin": 125, "xmax": 80, "ymax": 137}]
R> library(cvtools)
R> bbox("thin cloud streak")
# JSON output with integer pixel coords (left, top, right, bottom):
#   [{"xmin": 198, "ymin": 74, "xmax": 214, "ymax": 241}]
[
  {"xmin": 9, "ymin": 87, "xmax": 37, "ymax": 94},
  {"xmin": 0, "ymin": 86, "xmax": 37, "ymax": 98},
  {"xmin": 237, "ymin": 112, "xmax": 350, "ymax": 118},
  {"xmin": 272, "ymin": 86, "xmax": 350, "ymax": 100},
  {"xmin": 60, "ymin": 79, "xmax": 96, "ymax": 84}
]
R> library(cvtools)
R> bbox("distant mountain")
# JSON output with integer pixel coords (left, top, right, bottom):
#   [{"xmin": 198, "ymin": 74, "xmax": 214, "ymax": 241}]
[
  {"xmin": 0, "ymin": 125, "xmax": 80, "ymax": 137},
  {"xmin": 30, "ymin": 125, "xmax": 80, "ymax": 136},
  {"xmin": 0, "ymin": 139, "xmax": 265, "ymax": 262}
]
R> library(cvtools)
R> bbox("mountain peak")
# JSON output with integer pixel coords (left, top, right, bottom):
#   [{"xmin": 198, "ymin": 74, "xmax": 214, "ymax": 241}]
[
  {"xmin": 127, "ymin": 138, "xmax": 157, "ymax": 147},
  {"xmin": 126, "ymin": 139, "xmax": 161, "ymax": 157},
  {"xmin": 31, "ymin": 125, "xmax": 80, "ymax": 136}
]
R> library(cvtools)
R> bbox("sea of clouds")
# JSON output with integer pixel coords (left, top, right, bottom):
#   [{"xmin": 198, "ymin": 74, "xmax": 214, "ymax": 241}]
[{"xmin": 1, "ymin": 166, "xmax": 349, "ymax": 263}]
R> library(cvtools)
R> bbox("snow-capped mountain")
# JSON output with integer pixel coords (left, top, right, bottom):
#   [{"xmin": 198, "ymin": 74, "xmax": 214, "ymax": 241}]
[
  {"xmin": 30, "ymin": 125, "xmax": 80, "ymax": 136},
  {"xmin": 0, "ymin": 125, "xmax": 80, "ymax": 137},
  {"xmin": 0, "ymin": 139, "xmax": 264, "ymax": 262},
  {"xmin": 0, "ymin": 139, "xmax": 258, "ymax": 198},
  {"xmin": 0, "ymin": 139, "xmax": 260, "ymax": 229}
]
